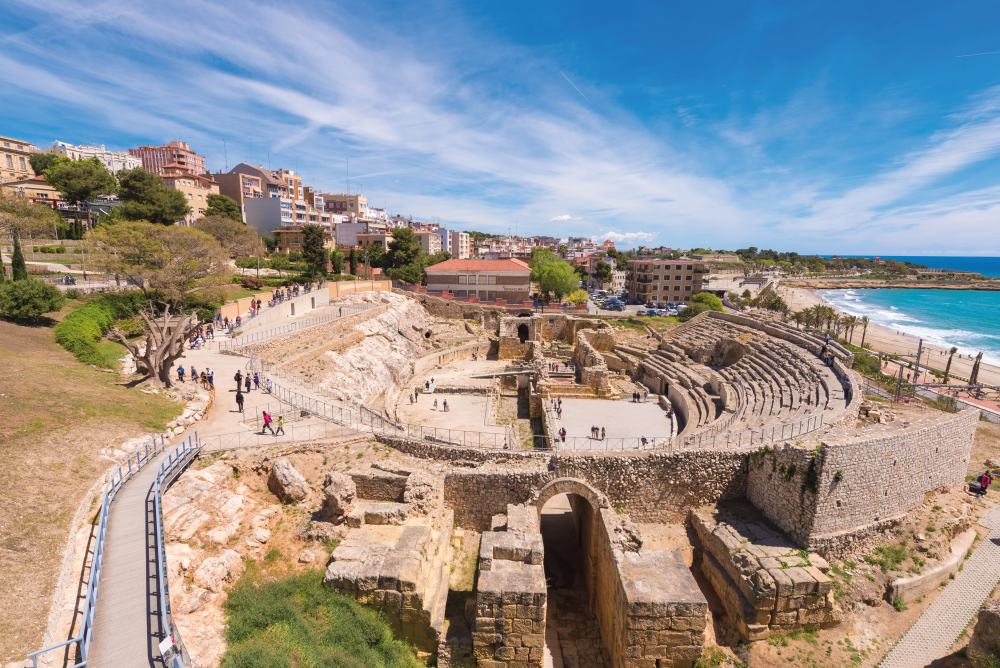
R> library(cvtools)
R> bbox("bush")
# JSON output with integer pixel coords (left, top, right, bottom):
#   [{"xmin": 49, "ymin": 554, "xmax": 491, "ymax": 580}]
[
  {"xmin": 0, "ymin": 278, "xmax": 65, "ymax": 321},
  {"xmin": 54, "ymin": 291, "xmax": 149, "ymax": 367},
  {"xmin": 240, "ymin": 276, "xmax": 264, "ymax": 290},
  {"xmin": 221, "ymin": 570, "xmax": 421, "ymax": 668}
]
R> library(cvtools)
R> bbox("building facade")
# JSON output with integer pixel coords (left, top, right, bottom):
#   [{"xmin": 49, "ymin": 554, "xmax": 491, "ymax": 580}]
[
  {"xmin": 211, "ymin": 170, "xmax": 264, "ymax": 223},
  {"xmin": 626, "ymin": 258, "xmax": 708, "ymax": 304},
  {"xmin": 51, "ymin": 141, "xmax": 141, "ymax": 173},
  {"xmin": 1, "ymin": 176, "xmax": 62, "ymax": 208},
  {"xmin": 322, "ymin": 193, "xmax": 368, "ymax": 218},
  {"xmin": 128, "ymin": 140, "xmax": 206, "ymax": 176},
  {"xmin": 415, "ymin": 230, "xmax": 442, "ymax": 255},
  {"xmin": 0, "ymin": 136, "xmax": 36, "ymax": 183},
  {"xmin": 450, "ymin": 231, "xmax": 472, "ymax": 259},
  {"xmin": 160, "ymin": 165, "xmax": 219, "ymax": 224},
  {"xmin": 424, "ymin": 258, "xmax": 531, "ymax": 302}
]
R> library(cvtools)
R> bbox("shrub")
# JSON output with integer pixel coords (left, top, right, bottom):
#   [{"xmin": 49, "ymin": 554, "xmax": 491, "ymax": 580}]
[
  {"xmin": 0, "ymin": 278, "xmax": 65, "ymax": 321},
  {"xmin": 240, "ymin": 276, "xmax": 263, "ymax": 290},
  {"xmin": 54, "ymin": 291, "xmax": 149, "ymax": 367},
  {"xmin": 221, "ymin": 570, "xmax": 421, "ymax": 668}
]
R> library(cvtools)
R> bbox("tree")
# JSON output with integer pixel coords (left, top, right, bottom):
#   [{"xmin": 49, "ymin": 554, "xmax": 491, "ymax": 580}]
[
  {"xmin": 566, "ymin": 289, "xmax": 588, "ymax": 305},
  {"xmin": 44, "ymin": 157, "xmax": 117, "ymax": 207},
  {"xmin": 943, "ymin": 346, "xmax": 958, "ymax": 384},
  {"xmin": 301, "ymin": 225, "xmax": 327, "ymax": 277},
  {"xmin": 679, "ymin": 292, "xmax": 724, "ymax": 321},
  {"xmin": 193, "ymin": 215, "xmax": 262, "ymax": 257},
  {"xmin": 530, "ymin": 248, "xmax": 579, "ymax": 302},
  {"xmin": 29, "ymin": 152, "xmax": 63, "ymax": 175},
  {"xmin": 203, "ymin": 193, "xmax": 242, "ymax": 221},
  {"xmin": 348, "ymin": 248, "xmax": 359, "ymax": 275},
  {"xmin": 859, "ymin": 316, "xmax": 870, "ymax": 348},
  {"xmin": 364, "ymin": 242, "xmax": 385, "ymax": 269},
  {"xmin": 10, "ymin": 233, "xmax": 28, "ymax": 281},
  {"xmin": 0, "ymin": 278, "xmax": 64, "ymax": 321},
  {"xmin": 115, "ymin": 168, "xmax": 190, "ymax": 225},
  {"xmin": 330, "ymin": 248, "xmax": 346, "ymax": 274},
  {"xmin": 384, "ymin": 228, "xmax": 422, "ymax": 270},
  {"xmin": 0, "ymin": 193, "xmax": 65, "ymax": 239},
  {"xmin": 593, "ymin": 261, "xmax": 613, "ymax": 286},
  {"xmin": 87, "ymin": 221, "xmax": 229, "ymax": 387}
]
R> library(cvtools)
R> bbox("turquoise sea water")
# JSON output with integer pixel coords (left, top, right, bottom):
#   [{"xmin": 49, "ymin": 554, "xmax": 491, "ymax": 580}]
[
  {"xmin": 821, "ymin": 255, "xmax": 1000, "ymax": 278},
  {"xmin": 818, "ymin": 288, "xmax": 1000, "ymax": 365}
]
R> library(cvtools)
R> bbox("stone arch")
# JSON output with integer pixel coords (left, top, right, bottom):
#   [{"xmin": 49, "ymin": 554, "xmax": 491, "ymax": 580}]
[
  {"xmin": 517, "ymin": 323, "xmax": 529, "ymax": 343},
  {"xmin": 529, "ymin": 477, "xmax": 610, "ymax": 514}
]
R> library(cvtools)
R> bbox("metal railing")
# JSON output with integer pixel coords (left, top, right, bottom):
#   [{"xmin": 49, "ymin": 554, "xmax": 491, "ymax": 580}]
[
  {"xmin": 151, "ymin": 435, "xmax": 201, "ymax": 667},
  {"xmin": 217, "ymin": 303, "xmax": 376, "ymax": 352},
  {"xmin": 27, "ymin": 435, "xmax": 171, "ymax": 668}
]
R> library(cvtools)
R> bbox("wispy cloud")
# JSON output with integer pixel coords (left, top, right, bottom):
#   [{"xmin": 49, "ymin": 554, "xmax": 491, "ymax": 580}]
[
  {"xmin": 956, "ymin": 49, "xmax": 1000, "ymax": 58},
  {"xmin": 1, "ymin": 1, "xmax": 999, "ymax": 254}
]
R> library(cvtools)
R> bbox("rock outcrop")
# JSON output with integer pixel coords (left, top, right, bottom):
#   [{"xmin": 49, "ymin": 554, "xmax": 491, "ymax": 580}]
[
  {"xmin": 322, "ymin": 471, "xmax": 357, "ymax": 521},
  {"xmin": 267, "ymin": 458, "xmax": 309, "ymax": 503},
  {"xmin": 969, "ymin": 601, "xmax": 1000, "ymax": 665},
  {"xmin": 193, "ymin": 549, "xmax": 244, "ymax": 593}
]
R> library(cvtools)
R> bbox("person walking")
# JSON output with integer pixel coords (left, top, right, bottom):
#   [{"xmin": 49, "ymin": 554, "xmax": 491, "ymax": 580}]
[
  {"xmin": 275, "ymin": 415, "xmax": 285, "ymax": 436},
  {"xmin": 433, "ymin": 398, "xmax": 439, "ymax": 411},
  {"xmin": 600, "ymin": 426, "xmax": 606, "ymax": 441},
  {"xmin": 253, "ymin": 372, "xmax": 260, "ymax": 390},
  {"xmin": 443, "ymin": 399, "xmax": 449, "ymax": 412},
  {"xmin": 234, "ymin": 370, "xmax": 243, "ymax": 391},
  {"xmin": 177, "ymin": 365, "xmax": 185, "ymax": 383},
  {"xmin": 207, "ymin": 369, "xmax": 214, "ymax": 389},
  {"xmin": 244, "ymin": 375, "xmax": 252, "ymax": 393},
  {"xmin": 265, "ymin": 378, "xmax": 272, "ymax": 393},
  {"xmin": 235, "ymin": 390, "xmax": 245, "ymax": 413},
  {"xmin": 261, "ymin": 410, "xmax": 275, "ymax": 435}
]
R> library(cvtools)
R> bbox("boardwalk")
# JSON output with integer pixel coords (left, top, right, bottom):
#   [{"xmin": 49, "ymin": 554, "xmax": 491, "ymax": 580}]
[{"xmin": 880, "ymin": 504, "xmax": 1000, "ymax": 668}]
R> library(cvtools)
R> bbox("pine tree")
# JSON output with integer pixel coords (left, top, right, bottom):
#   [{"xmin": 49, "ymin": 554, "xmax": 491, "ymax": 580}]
[
  {"xmin": 349, "ymin": 248, "xmax": 359, "ymax": 275},
  {"xmin": 11, "ymin": 234, "xmax": 28, "ymax": 281}
]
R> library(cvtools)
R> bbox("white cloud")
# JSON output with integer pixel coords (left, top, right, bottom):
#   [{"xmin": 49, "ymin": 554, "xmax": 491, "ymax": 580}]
[
  {"xmin": 599, "ymin": 230, "xmax": 655, "ymax": 245},
  {"xmin": 549, "ymin": 214, "xmax": 574, "ymax": 222}
]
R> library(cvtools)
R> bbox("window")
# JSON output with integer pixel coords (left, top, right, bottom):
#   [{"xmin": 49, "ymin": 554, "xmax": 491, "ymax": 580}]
[
  {"xmin": 458, "ymin": 275, "xmax": 468, "ymax": 284},
  {"xmin": 685, "ymin": 285, "xmax": 692, "ymax": 291},
  {"xmin": 687, "ymin": 265, "xmax": 693, "ymax": 270},
  {"xmin": 4, "ymin": 155, "xmax": 11, "ymax": 169},
  {"xmin": 18, "ymin": 157, "xmax": 26, "ymax": 170}
]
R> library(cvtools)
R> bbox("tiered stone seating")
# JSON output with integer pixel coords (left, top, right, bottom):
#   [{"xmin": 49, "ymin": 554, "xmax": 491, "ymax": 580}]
[{"xmin": 635, "ymin": 313, "xmax": 852, "ymax": 443}]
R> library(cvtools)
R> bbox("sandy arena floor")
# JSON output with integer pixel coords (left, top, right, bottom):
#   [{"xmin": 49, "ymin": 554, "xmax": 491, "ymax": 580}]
[{"xmin": 550, "ymin": 398, "xmax": 674, "ymax": 450}]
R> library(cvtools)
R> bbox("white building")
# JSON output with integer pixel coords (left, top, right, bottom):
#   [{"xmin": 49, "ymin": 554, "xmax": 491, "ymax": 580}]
[
  {"xmin": 450, "ymin": 231, "xmax": 472, "ymax": 259},
  {"xmin": 52, "ymin": 141, "xmax": 142, "ymax": 173}
]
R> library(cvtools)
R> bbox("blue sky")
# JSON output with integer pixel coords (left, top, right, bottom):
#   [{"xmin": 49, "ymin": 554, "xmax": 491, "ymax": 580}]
[{"xmin": 2, "ymin": 1, "xmax": 1000, "ymax": 254}]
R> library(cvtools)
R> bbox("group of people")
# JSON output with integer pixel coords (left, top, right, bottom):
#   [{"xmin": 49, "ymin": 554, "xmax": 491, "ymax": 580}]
[
  {"xmin": 233, "ymin": 369, "xmax": 272, "ymax": 413},
  {"xmin": 176, "ymin": 365, "xmax": 214, "ymax": 390},
  {"xmin": 188, "ymin": 323, "xmax": 215, "ymax": 349},
  {"xmin": 589, "ymin": 425, "xmax": 607, "ymax": 440},
  {"xmin": 550, "ymin": 396, "xmax": 563, "ymax": 418},
  {"xmin": 547, "ymin": 361, "xmax": 572, "ymax": 373},
  {"xmin": 259, "ymin": 410, "xmax": 286, "ymax": 436},
  {"xmin": 247, "ymin": 298, "xmax": 264, "ymax": 317},
  {"xmin": 216, "ymin": 314, "xmax": 242, "ymax": 335},
  {"xmin": 972, "ymin": 470, "xmax": 994, "ymax": 497},
  {"xmin": 433, "ymin": 398, "xmax": 449, "ymax": 412},
  {"xmin": 629, "ymin": 390, "xmax": 646, "ymax": 403}
]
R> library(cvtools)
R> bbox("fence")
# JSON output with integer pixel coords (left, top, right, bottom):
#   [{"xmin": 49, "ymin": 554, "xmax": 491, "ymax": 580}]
[
  {"xmin": 216, "ymin": 303, "xmax": 377, "ymax": 352},
  {"xmin": 151, "ymin": 435, "xmax": 201, "ymax": 668},
  {"xmin": 27, "ymin": 435, "xmax": 172, "ymax": 668}
]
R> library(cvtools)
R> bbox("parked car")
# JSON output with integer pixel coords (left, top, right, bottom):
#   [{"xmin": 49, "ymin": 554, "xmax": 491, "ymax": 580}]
[{"xmin": 645, "ymin": 302, "xmax": 656, "ymax": 309}]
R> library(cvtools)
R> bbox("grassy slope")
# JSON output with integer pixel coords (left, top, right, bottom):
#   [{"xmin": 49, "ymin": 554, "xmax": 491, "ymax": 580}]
[
  {"xmin": 0, "ymin": 316, "xmax": 180, "ymax": 662},
  {"xmin": 221, "ymin": 569, "xmax": 422, "ymax": 668}
]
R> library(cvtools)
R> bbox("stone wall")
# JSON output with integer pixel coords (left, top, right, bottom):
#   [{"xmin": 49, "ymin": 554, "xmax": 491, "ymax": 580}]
[
  {"xmin": 573, "ymin": 329, "xmax": 614, "ymax": 396},
  {"xmin": 968, "ymin": 601, "xmax": 1000, "ymax": 666},
  {"xmin": 690, "ymin": 507, "xmax": 837, "ymax": 641},
  {"xmin": 444, "ymin": 470, "xmax": 551, "ymax": 531},
  {"xmin": 746, "ymin": 408, "xmax": 978, "ymax": 556},
  {"xmin": 349, "ymin": 470, "xmax": 407, "ymax": 502}
]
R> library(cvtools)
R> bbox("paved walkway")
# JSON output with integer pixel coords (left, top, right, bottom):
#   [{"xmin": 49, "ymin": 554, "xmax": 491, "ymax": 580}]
[{"xmin": 880, "ymin": 503, "xmax": 1000, "ymax": 668}]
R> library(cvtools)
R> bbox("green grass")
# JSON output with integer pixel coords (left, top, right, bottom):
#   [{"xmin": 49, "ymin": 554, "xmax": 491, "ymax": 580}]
[
  {"xmin": 221, "ymin": 570, "xmax": 422, "ymax": 668},
  {"xmin": 864, "ymin": 544, "xmax": 909, "ymax": 573},
  {"xmin": 694, "ymin": 646, "xmax": 728, "ymax": 668}
]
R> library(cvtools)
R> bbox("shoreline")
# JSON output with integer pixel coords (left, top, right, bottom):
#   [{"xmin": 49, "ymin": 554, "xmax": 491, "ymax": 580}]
[
  {"xmin": 783, "ymin": 279, "xmax": 1000, "ymax": 292},
  {"xmin": 778, "ymin": 286, "xmax": 1000, "ymax": 389}
]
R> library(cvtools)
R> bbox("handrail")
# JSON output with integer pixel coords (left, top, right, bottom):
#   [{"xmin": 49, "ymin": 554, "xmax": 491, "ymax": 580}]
[
  {"xmin": 27, "ymin": 434, "xmax": 170, "ymax": 667},
  {"xmin": 151, "ymin": 434, "xmax": 202, "ymax": 667},
  {"xmin": 217, "ymin": 303, "xmax": 376, "ymax": 352}
]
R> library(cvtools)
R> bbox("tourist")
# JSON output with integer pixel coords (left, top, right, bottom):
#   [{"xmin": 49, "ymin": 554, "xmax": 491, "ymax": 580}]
[
  {"xmin": 244, "ymin": 375, "xmax": 252, "ymax": 393},
  {"xmin": 978, "ymin": 470, "xmax": 993, "ymax": 497},
  {"xmin": 235, "ymin": 390, "xmax": 245, "ymax": 413},
  {"xmin": 207, "ymin": 369, "xmax": 214, "ymax": 389},
  {"xmin": 601, "ymin": 427, "xmax": 606, "ymax": 440},
  {"xmin": 275, "ymin": 416, "xmax": 285, "ymax": 436},
  {"xmin": 261, "ymin": 410, "xmax": 275, "ymax": 435},
  {"xmin": 190, "ymin": 366, "xmax": 197, "ymax": 383},
  {"xmin": 253, "ymin": 372, "xmax": 260, "ymax": 390},
  {"xmin": 234, "ymin": 370, "xmax": 243, "ymax": 391},
  {"xmin": 200, "ymin": 371, "xmax": 208, "ymax": 389},
  {"xmin": 641, "ymin": 436, "xmax": 648, "ymax": 447},
  {"xmin": 559, "ymin": 427, "xmax": 566, "ymax": 442},
  {"xmin": 434, "ymin": 398, "xmax": 439, "ymax": 410},
  {"xmin": 177, "ymin": 365, "xmax": 185, "ymax": 383},
  {"xmin": 443, "ymin": 399, "xmax": 449, "ymax": 412}
]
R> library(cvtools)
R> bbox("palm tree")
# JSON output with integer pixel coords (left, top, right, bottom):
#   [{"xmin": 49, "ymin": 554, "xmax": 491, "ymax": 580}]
[
  {"xmin": 943, "ymin": 346, "xmax": 958, "ymax": 384},
  {"xmin": 859, "ymin": 316, "xmax": 870, "ymax": 348},
  {"xmin": 791, "ymin": 311, "xmax": 804, "ymax": 329}
]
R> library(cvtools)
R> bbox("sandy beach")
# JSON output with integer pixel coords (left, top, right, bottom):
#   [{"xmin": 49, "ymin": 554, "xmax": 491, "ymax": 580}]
[{"xmin": 778, "ymin": 286, "xmax": 1000, "ymax": 389}]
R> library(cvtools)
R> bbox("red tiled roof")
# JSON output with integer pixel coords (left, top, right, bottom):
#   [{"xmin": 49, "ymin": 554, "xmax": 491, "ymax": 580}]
[{"xmin": 426, "ymin": 258, "xmax": 530, "ymax": 272}]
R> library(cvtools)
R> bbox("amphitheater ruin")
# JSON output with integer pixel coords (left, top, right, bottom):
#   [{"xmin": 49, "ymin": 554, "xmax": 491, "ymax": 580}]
[{"xmin": 151, "ymin": 286, "xmax": 982, "ymax": 668}]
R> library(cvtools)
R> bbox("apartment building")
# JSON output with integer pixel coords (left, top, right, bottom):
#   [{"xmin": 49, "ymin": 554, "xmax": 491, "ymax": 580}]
[
  {"xmin": 128, "ymin": 140, "xmax": 206, "ymax": 176},
  {"xmin": 424, "ymin": 258, "xmax": 531, "ymax": 302},
  {"xmin": 211, "ymin": 170, "xmax": 264, "ymax": 222},
  {"xmin": 322, "ymin": 193, "xmax": 368, "ymax": 218},
  {"xmin": 450, "ymin": 231, "xmax": 471, "ymax": 259},
  {"xmin": 414, "ymin": 229, "xmax": 442, "ymax": 255},
  {"xmin": 625, "ymin": 258, "xmax": 708, "ymax": 304},
  {"xmin": 161, "ymin": 164, "xmax": 219, "ymax": 224},
  {"xmin": 273, "ymin": 224, "xmax": 333, "ymax": 253},
  {"xmin": 0, "ymin": 136, "xmax": 36, "ymax": 183},
  {"xmin": 52, "ymin": 141, "xmax": 141, "ymax": 173}
]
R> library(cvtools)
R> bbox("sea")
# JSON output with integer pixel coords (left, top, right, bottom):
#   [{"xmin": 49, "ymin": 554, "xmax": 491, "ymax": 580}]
[
  {"xmin": 821, "ymin": 255, "xmax": 1000, "ymax": 278},
  {"xmin": 818, "ymin": 287, "xmax": 1000, "ymax": 366}
]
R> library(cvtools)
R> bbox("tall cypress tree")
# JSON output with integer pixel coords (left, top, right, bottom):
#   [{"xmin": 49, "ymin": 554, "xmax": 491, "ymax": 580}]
[
  {"xmin": 0, "ymin": 249, "xmax": 6, "ymax": 282},
  {"xmin": 11, "ymin": 233, "xmax": 28, "ymax": 281},
  {"xmin": 349, "ymin": 248, "xmax": 359, "ymax": 275}
]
